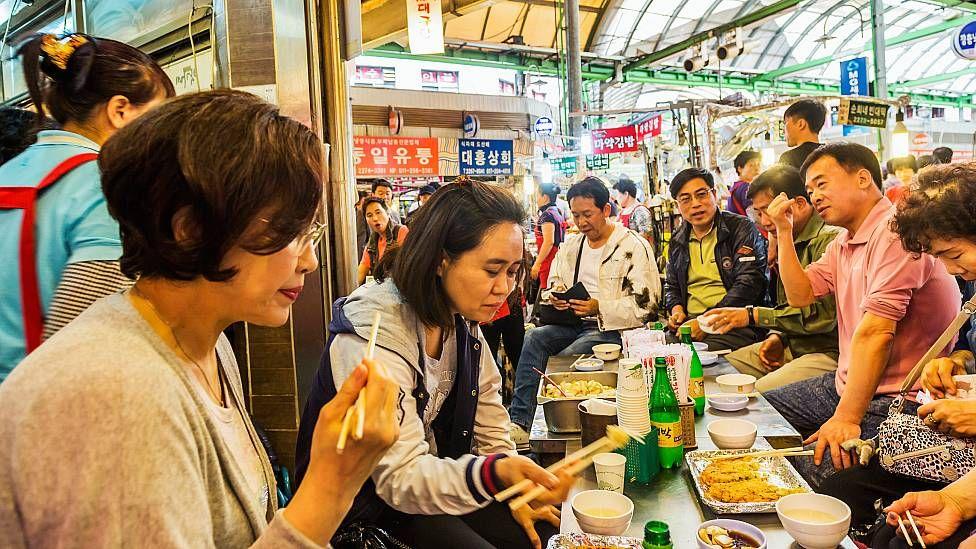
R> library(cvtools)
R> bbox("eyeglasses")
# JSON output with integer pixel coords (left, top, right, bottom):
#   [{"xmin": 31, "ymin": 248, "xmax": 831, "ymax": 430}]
[
  {"xmin": 297, "ymin": 221, "xmax": 327, "ymax": 250},
  {"xmin": 676, "ymin": 188, "xmax": 713, "ymax": 206}
]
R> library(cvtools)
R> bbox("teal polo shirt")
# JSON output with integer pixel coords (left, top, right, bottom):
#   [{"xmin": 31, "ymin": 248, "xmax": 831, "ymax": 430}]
[{"xmin": 0, "ymin": 131, "xmax": 122, "ymax": 382}]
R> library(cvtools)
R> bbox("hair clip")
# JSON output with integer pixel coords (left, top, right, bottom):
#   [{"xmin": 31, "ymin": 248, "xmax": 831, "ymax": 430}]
[{"xmin": 40, "ymin": 34, "xmax": 89, "ymax": 71}]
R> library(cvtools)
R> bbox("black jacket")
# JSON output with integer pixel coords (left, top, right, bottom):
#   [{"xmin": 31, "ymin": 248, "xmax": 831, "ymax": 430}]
[{"xmin": 665, "ymin": 210, "xmax": 768, "ymax": 313}]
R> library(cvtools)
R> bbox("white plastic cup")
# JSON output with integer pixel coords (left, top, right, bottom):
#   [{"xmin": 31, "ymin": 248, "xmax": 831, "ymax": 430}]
[
  {"xmin": 617, "ymin": 358, "xmax": 647, "ymax": 396},
  {"xmin": 593, "ymin": 452, "xmax": 627, "ymax": 493}
]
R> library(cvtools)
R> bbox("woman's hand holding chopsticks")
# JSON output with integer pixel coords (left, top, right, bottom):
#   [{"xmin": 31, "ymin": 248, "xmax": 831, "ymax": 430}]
[{"xmin": 494, "ymin": 456, "xmax": 575, "ymax": 549}]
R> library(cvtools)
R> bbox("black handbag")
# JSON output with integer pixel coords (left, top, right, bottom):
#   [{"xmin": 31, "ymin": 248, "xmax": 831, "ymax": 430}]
[
  {"xmin": 332, "ymin": 523, "xmax": 413, "ymax": 549},
  {"xmin": 533, "ymin": 241, "xmax": 586, "ymax": 327}
]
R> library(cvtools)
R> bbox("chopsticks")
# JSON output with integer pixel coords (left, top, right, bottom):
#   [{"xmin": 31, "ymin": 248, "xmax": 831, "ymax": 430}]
[
  {"xmin": 707, "ymin": 392, "xmax": 761, "ymax": 399},
  {"xmin": 533, "ymin": 367, "xmax": 569, "ymax": 397},
  {"xmin": 337, "ymin": 312, "xmax": 381, "ymax": 454},
  {"xmin": 709, "ymin": 447, "xmax": 814, "ymax": 460},
  {"xmin": 570, "ymin": 354, "xmax": 595, "ymax": 369},
  {"xmin": 895, "ymin": 510, "xmax": 926, "ymax": 548}
]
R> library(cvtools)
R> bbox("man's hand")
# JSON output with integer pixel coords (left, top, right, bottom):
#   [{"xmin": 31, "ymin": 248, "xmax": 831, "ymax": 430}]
[
  {"xmin": 569, "ymin": 298, "xmax": 599, "ymax": 317},
  {"xmin": 668, "ymin": 306, "xmax": 687, "ymax": 331},
  {"xmin": 918, "ymin": 399, "xmax": 976, "ymax": 437},
  {"xmin": 549, "ymin": 295, "xmax": 571, "ymax": 311},
  {"xmin": 682, "ymin": 319, "xmax": 706, "ymax": 341},
  {"xmin": 701, "ymin": 308, "xmax": 750, "ymax": 335},
  {"xmin": 758, "ymin": 334, "xmax": 786, "ymax": 371},
  {"xmin": 804, "ymin": 416, "xmax": 861, "ymax": 470},
  {"xmin": 766, "ymin": 193, "xmax": 795, "ymax": 234}
]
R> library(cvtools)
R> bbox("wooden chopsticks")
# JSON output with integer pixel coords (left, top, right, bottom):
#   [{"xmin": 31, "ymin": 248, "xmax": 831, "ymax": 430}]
[
  {"xmin": 709, "ymin": 447, "xmax": 813, "ymax": 460},
  {"xmin": 533, "ymin": 367, "xmax": 569, "ymax": 397},
  {"xmin": 896, "ymin": 510, "xmax": 927, "ymax": 548},
  {"xmin": 337, "ymin": 311, "xmax": 381, "ymax": 454}
]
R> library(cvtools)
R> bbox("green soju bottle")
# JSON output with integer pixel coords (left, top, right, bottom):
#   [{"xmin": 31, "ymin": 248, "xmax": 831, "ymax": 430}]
[
  {"xmin": 650, "ymin": 357, "xmax": 683, "ymax": 468},
  {"xmin": 680, "ymin": 325, "xmax": 705, "ymax": 416},
  {"xmin": 642, "ymin": 520, "xmax": 673, "ymax": 549}
]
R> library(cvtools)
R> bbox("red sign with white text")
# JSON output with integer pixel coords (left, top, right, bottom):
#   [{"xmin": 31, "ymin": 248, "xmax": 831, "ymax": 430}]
[
  {"xmin": 591, "ymin": 126, "xmax": 639, "ymax": 154},
  {"xmin": 635, "ymin": 114, "xmax": 663, "ymax": 140},
  {"xmin": 353, "ymin": 136, "xmax": 439, "ymax": 177}
]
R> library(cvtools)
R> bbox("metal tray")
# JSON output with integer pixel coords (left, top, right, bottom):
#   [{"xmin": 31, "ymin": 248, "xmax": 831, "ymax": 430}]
[
  {"xmin": 685, "ymin": 449, "xmax": 813, "ymax": 514},
  {"xmin": 537, "ymin": 371, "xmax": 617, "ymax": 433},
  {"xmin": 546, "ymin": 533, "xmax": 642, "ymax": 549}
]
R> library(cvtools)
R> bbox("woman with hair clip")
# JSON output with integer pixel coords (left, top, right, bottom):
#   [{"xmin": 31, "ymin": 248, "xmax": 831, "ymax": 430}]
[
  {"xmin": 0, "ymin": 33, "xmax": 174, "ymax": 382},
  {"xmin": 296, "ymin": 178, "xmax": 574, "ymax": 549}
]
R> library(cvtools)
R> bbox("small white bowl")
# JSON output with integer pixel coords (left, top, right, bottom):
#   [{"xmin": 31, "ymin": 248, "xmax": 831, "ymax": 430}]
[
  {"xmin": 698, "ymin": 351, "xmax": 719, "ymax": 366},
  {"xmin": 716, "ymin": 373, "xmax": 757, "ymax": 394},
  {"xmin": 574, "ymin": 358, "xmax": 605, "ymax": 372},
  {"xmin": 707, "ymin": 418, "xmax": 757, "ymax": 449},
  {"xmin": 571, "ymin": 489, "xmax": 634, "ymax": 536},
  {"xmin": 592, "ymin": 344, "xmax": 622, "ymax": 361},
  {"xmin": 696, "ymin": 519, "xmax": 767, "ymax": 549},
  {"xmin": 707, "ymin": 395, "xmax": 749, "ymax": 412},
  {"xmin": 693, "ymin": 341, "xmax": 709, "ymax": 352},
  {"xmin": 776, "ymin": 493, "xmax": 851, "ymax": 549}
]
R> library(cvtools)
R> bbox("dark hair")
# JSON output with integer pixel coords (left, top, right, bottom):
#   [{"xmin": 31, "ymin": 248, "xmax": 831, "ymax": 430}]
[
  {"xmin": 800, "ymin": 142, "xmax": 883, "ymax": 191},
  {"xmin": 612, "ymin": 177, "xmax": 638, "ymax": 198},
  {"xmin": 891, "ymin": 163, "xmax": 976, "ymax": 255},
  {"xmin": 379, "ymin": 178, "xmax": 526, "ymax": 330},
  {"xmin": 362, "ymin": 196, "xmax": 389, "ymax": 219},
  {"xmin": 933, "ymin": 147, "xmax": 954, "ymax": 164},
  {"xmin": 918, "ymin": 155, "xmax": 939, "ymax": 170},
  {"xmin": 567, "ymin": 176, "xmax": 610, "ymax": 209},
  {"xmin": 418, "ymin": 184, "xmax": 437, "ymax": 197},
  {"xmin": 669, "ymin": 168, "xmax": 714, "ymax": 198},
  {"xmin": 747, "ymin": 165, "xmax": 808, "ymax": 201},
  {"xmin": 784, "ymin": 99, "xmax": 827, "ymax": 134},
  {"xmin": 0, "ymin": 107, "xmax": 58, "ymax": 164},
  {"xmin": 538, "ymin": 182, "xmax": 560, "ymax": 203},
  {"xmin": 100, "ymin": 90, "xmax": 323, "ymax": 282},
  {"xmin": 371, "ymin": 180, "xmax": 393, "ymax": 193},
  {"xmin": 18, "ymin": 33, "xmax": 174, "ymax": 125},
  {"xmin": 891, "ymin": 155, "xmax": 918, "ymax": 173},
  {"xmin": 733, "ymin": 150, "xmax": 761, "ymax": 175}
]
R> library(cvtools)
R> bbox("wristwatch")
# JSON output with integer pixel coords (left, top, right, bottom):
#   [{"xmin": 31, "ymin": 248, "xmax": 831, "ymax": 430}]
[{"xmin": 746, "ymin": 306, "xmax": 755, "ymax": 327}]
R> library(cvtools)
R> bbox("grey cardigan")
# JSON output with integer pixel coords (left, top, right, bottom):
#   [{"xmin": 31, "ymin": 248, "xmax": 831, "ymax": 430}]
[{"xmin": 0, "ymin": 294, "xmax": 321, "ymax": 548}]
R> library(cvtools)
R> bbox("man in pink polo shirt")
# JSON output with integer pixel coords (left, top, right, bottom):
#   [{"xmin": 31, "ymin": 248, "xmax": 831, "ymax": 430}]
[{"xmin": 764, "ymin": 142, "xmax": 960, "ymax": 487}]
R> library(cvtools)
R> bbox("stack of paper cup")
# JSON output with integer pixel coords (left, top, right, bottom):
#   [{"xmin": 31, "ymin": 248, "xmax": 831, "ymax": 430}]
[{"xmin": 616, "ymin": 358, "xmax": 652, "ymax": 436}]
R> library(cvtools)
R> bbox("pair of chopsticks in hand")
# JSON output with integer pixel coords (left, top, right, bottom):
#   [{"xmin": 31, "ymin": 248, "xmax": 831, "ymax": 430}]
[
  {"xmin": 895, "ymin": 510, "xmax": 927, "ymax": 548},
  {"xmin": 337, "ymin": 312, "xmax": 382, "ymax": 454}
]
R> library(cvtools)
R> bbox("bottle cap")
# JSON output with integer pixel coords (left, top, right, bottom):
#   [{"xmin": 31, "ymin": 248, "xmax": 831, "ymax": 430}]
[
  {"xmin": 654, "ymin": 357, "xmax": 667, "ymax": 366},
  {"xmin": 644, "ymin": 520, "xmax": 671, "ymax": 544},
  {"xmin": 679, "ymin": 325, "xmax": 691, "ymax": 335}
]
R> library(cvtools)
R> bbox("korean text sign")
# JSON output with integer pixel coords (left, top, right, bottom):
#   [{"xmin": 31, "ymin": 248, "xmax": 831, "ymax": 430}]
[
  {"xmin": 591, "ymin": 126, "xmax": 639, "ymax": 154},
  {"xmin": 837, "ymin": 98, "xmax": 890, "ymax": 129},
  {"xmin": 459, "ymin": 139, "xmax": 514, "ymax": 175},
  {"xmin": 353, "ymin": 136, "xmax": 439, "ymax": 177},
  {"xmin": 635, "ymin": 114, "xmax": 663, "ymax": 141}
]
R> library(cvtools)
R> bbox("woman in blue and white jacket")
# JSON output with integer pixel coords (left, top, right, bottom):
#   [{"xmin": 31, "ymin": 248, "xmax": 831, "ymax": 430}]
[{"xmin": 296, "ymin": 179, "xmax": 573, "ymax": 549}]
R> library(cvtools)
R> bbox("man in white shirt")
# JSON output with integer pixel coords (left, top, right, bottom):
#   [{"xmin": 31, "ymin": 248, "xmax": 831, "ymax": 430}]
[{"xmin": 509, "ymin": 177, "xmax": 661, "ymax": 448}]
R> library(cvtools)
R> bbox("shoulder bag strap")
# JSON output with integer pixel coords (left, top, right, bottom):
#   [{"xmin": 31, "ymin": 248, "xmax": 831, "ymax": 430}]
[{"xmin": 572, "ymin": 237, "xmax": 586, "ymax": 284}]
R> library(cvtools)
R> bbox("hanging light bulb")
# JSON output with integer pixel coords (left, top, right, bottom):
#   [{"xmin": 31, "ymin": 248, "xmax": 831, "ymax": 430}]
[
  {"xmin": 761, "ymin": 131, "xmax": 776, "ymax": 168},
  {"xmin": 891, "ymin": 109, "xmax": 910, "ymax": 158}
]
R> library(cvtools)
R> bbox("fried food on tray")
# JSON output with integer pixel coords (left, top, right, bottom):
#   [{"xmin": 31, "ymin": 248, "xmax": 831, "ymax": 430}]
[
  {"xmin": 542, "ymin": 379, "xmax": 615, "ymax": 399},
  {"xmin": 700, "ymin": 457, "xmax": 803, "ymax": 503}
]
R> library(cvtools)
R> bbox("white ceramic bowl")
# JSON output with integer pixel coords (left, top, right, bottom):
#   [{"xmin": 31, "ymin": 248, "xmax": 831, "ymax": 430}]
[
  {"xmin": 698, "ymin": 351, "xmax": 719, "ymax": 366},
  {"xmin": 776, "ymin": 493, "xmax": 851, "ymax": 549},
  {"xmin": 571, "ymin": 489, "xmax": 634, "ymax": 536},
  {"xmin": 696, "ymin": 519, "xmax": 767, "ymax": 549},
  {"xmin": 592, "ymin": 344, "xmax": 622, "ymax": 361},
  {"xmin": 574, "ymin": 358, "xmax": 605, "ymax": 372},
  {"xmin": 716, "ymin": 373, "xmax": 757, "ymax": 394},
  {"xmin": 707, "ymin": 418, "xmax": 758, "ymax": 449},
  {"xmin": 693, "ymin": 341, "xmax": 709, "ymax": 352},
  {"xmin": 707, "ymin": 395, "xmax": 749, "ymax": 412}
]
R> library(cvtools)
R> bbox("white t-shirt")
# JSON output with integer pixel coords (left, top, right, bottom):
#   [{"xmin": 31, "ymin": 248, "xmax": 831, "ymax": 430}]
[{"xmin": 577, "ymin": 240, "xmax": 605, "ymax": 299}]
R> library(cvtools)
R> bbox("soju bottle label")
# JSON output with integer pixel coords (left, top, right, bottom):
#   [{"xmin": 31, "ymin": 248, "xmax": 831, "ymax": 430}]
[
  {"xmin": 653, "ymin": 421, "xmax": 683, "ymax": 448},
  {"xmin": 689, "ymin": 377, "xmax": 704, "ymax": 399}
]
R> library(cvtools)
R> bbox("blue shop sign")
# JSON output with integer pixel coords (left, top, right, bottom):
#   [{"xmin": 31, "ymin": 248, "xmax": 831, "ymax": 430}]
[{"xmin": 459, "ymin": 139, "xmax": 514, "ymax": 175}]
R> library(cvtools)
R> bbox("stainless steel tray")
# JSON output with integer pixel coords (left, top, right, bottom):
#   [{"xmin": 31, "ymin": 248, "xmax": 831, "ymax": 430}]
[
  {"xmin": 685, "ymin": 449, "xmax": 812, "ymax": 514},
  {"xmin": 546, "ymin": 533, "xmax": 642, "ymax": 549},
  {"xmin": 537, "ymin": 371, "xmax": 617, "ymax": 433}
]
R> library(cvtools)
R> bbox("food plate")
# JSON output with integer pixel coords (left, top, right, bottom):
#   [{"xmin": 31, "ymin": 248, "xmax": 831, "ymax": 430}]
[
  {"xmin": 546, "ymin": 533, "xmax": 642, "ymax": 549},
  {"xmin": 686, "ymin": 449, "xmax": 812, "ymax": 514},
  {"xmin": 698, "ymin": 351, "xmax": 719, "ymax": 366}
]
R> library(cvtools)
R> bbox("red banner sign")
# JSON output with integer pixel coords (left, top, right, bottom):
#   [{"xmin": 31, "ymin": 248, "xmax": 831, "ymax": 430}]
[
  {"xmin": 353, "ymin": 136, "xmax": 439, "ymax": 177},
  {"xmin": 635, "ymin": 114, "xmax": 663, "ymax": 140},
  {"xmin": 591, "ymin": 126, "xmax": 639, "ymax": 154}
]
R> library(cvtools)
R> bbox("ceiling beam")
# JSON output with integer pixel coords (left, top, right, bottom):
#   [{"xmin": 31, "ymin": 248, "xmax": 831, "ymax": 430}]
[
  {"xmin": 361, "ymin": 0, "xmax": 496, "ymax": 51},
  {"xmin": 520, "ymin": 0, "xmax": 600, "ymax": 13},
  {"xmin": 890, "ymin": 66, "xmax": 976, "ymax": 89},
  {"xmin": 755, "ymin": 15, "xmax": 968, "ymax": 82},
  {"xmin": 622, "ymin": 0, "xmax": 803, "ymax": 72}
]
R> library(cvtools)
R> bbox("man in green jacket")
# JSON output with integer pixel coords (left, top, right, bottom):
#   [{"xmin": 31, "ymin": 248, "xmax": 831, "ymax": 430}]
[{"xmin": 701, "ymin": 165, "xmax": 840, "ymax": 392}]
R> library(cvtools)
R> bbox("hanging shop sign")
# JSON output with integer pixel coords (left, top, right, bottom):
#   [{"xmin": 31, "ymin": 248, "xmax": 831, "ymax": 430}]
[
  {"xmin": 840, "ymin": 57, "xmax": 869, "ymax": 137},
  {"xmin": 534, "ymin": 116, "xmax": 554, "ymax": 137},
  {"xmin": 634, "ymin": 114, "xmax": 663, "ymax": 141},
  {"xmin": 585, "ymin": 155, "xmax": 610, "ymax": 171},
  {"xmin": 458, "ymin": 139, "xmax": 514, "ymax": 175},
  {"xmin": 388, "ymin": 106, "xmax": 403, "ymax": 135},
  {"xmin": 551, "ymin": 156, "xmax": 578, "ymax": 176},
  {"xmin": 407, "ymin": 0, "xmax": 445, "ymax": 54},
  {"xmin": 836, "ymin": 98, "xmax": 890, "ymax": 129},
  {"xmin": 353, "ymin": 136, "xmax": 439, "ymax": 177},
  {"xmin": 951, "ymin": 21, "xmax": 976, "ymax": 60},
  {"xmin": 462, "ymin": 112, "xmax": 480, "ymax": 138},
  {"xmin": 590, "ymin": 126, "xmax": 639, "ymax": 155}
]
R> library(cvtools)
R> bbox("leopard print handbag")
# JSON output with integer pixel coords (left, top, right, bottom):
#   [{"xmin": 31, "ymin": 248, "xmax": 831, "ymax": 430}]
[{"xmin": 876, "ymin": 295, "xmax": 976, "ymax": 483}]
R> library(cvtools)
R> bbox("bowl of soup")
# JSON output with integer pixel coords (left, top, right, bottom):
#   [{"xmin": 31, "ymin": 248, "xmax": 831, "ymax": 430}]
[
  {"xmin": 776, "ymin": 493, "xmax": 851, "ymax": 549},
  {"xmin": 697, "ymin": 519, "xmax": 766, "ymax": 549},
  {"xmin": 571, "ymin": 489, "xmax": 633, "ymax": 536}
]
